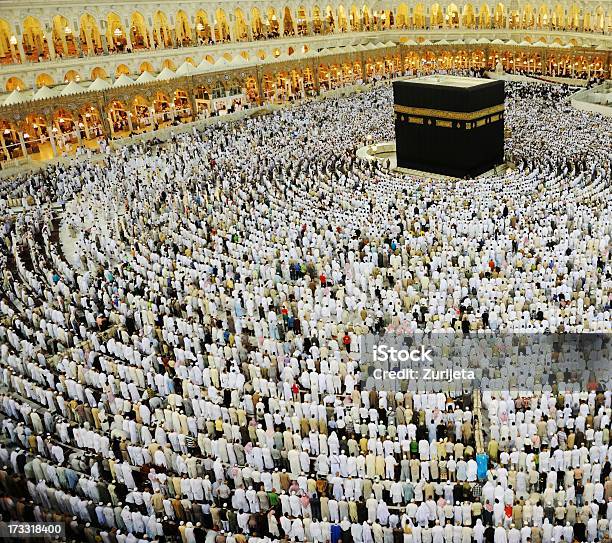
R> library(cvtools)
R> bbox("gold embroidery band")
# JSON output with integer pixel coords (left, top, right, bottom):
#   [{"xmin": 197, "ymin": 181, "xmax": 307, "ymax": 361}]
[{"xmin": 394, "ymin": 103, "xmax": 505, "ymax": 121}]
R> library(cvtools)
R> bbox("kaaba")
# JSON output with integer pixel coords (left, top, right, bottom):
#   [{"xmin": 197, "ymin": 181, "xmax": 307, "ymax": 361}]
[{"xmin": 393, "ymin": 76, "xmax": 505, "ymax": 178}]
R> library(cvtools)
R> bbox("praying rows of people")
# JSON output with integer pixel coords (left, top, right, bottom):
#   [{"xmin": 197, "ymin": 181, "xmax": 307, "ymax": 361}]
[{"xmin": 0, "ymin": 79, "xmax": 610, "ymax": 543}]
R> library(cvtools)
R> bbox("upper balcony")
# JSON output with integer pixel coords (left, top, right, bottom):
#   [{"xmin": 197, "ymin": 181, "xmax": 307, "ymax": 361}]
[{"xmin": 0, "ymin": 0, "xmax": 610, "ymax": 92}]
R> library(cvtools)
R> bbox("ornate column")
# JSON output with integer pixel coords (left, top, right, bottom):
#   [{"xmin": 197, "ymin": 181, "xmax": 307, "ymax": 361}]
[
  {"xmin": 107, "ymin": 111, "xmax": 116, "ymax": 138},
  {"xmin": 148, "ymin": 106, "xmax": 156, "ymax": 129},
  {"xmin": 157, "ymin": 25, "xmax": 172, "ymax": 49},
  {"xmin": 149, "ymin": 27, "xmax": 156, "ymax": 49},
  {"xmin": 8, "ymin": 36, "xmax": 18, "ymax": 63},
  {"xmin": 312, "ymin": 60, "xmax": 320, "ymax": 93},
  {"xmin": 71, "ymin": 23, "xmax": 83, "ymax": 56},
  {"xmin": 106, "ymin": 25, "xmax": 114, "ymax": 50},
  {"xmin": 46, "ymin": 31, "xmax": 56, "ymax": 60},
  {"xmin": 99, "ymin": 100, "xmax": 112, "ymax": 139},
  {"xmin": 59, "ymin": 27, "xmax": 68, "ymax": 56},
  {"xmin": 84, "ymin": 26, "xmax": 94, "ymax": 55},
  {"xmin": 123, "ymin": 19, "xmax": 134, "ymax": 49},
  {"xmin": 187, "ymin": 84, "xmax": 198, "ymax": 117},
  {"xmin": 71, "ymin": 109, "xmax": 82, "ymax": 146},
  {"xmin": 101, "ymin": 34, "xmax": 108, "ymax": 54},
  {"xmin": 16, "ymin": 38, "xmax": 27, "ymax": 63},
  {"xmin": 255, "ymin": 67, "xmax": 264, "ymax": 104},
  {"xmin": 82, "ymin": 114, "xmax": 90, "ymax": 139},
  {"xmin": 227, "ymin": 16, "xmax": 236, "ymax": 42},
  {"xmin": 17, "ymin": 124, "xmax": 28, "ymax": 159},
  {"xmin": 359, "ymin": 53, "xmax": 366, "ymax": 81},
  {"xmin": 44, "ymin": 113, "xmax": 58, "ymax": 157}
]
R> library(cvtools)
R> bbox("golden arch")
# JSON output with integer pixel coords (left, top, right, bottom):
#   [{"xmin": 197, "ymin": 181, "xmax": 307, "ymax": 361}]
[
  {"xmin": 108, "ymin": 100, "xmax": 130, "ymax": 137},
  {"xmin": 215, "ymin": 9, "xmax": 230, "ymax": 42},
  {"xmin": 107, "ymin": 13, "xmax": 127, "ymax": 51},
  {"xmin": 593, "ymin": 6, "xmax": 605, "ymax": 31},
  {"xmin": 153, "ymin": 10, "xmax": 172, "ymax": 47},
  {"xmin": 139, "ymin": 61, "xmax": 154, "ymax": 73},
  {"xmin": 234, "ymin": 8, "xmax": 249, "ymax": 40},
  {"xmin": 337, "ymin": 6, "xmax": 348, "ymax": 31},
  {"xmin": 22, "ymin": 16, "xmax": 48, "ymax": 61},
  {"xmin": 551, "ymin": 4, "xmax": 565, "ymax": 28},
  {"xmin": 162, "ymin": 58, "xmax": 176, "ymax": 70},
  {"xmin": 313, "ymin": 5, "xmax": 324, "ymax": 33},
  {"xmin": 283, "ymin": 7, "xmax": 295, "ymax": 36},
  {"xmin": 297, "ymin": 6, "xmax": 309, "ymax": 34},
  {"xmin": 251, "ymin": 8, "xmax": 264, "ymax": 38},
  {"xmin": 414, "ymin": 4, "xmax": 426, "ymax": 28},
  {"xmin": 446, "ymin": 3, "xmax": 460, "ymax": 27},
  {"xmin": 80, "ymin": 13, "xmax": 101, "ymax": 55},
  {"xmin": 583, "ymin": 11, "xmax": 591, "ymax": 30},
  {"xmin": 350, "ymin": 5, "xmax": 361, "ymax": 30},
  {"xmin": 91, "ymin": 67, "xmax": 108, "ymax": 80},
  {"xmin": 397, "ymin": 4, "xmax": 409, "ymax": 28},
  {"xmin": 522, "ymin": 3, "xmax": 535, "ymax": 27},
  {"xmin": 537, "ymin": 4, "xmax": 549, "ymax": 28},
  {"xmin": 52, "ymin": 15, "xmax": 78, "ymax": 57},
  {"xmin": 195, "ymin": 10, "xmax": 213, "ymax": 43},
  {"xmin": 115, "ymin": 64, "xmax": 130, "ymax": 77},
  {"xmin": 131, "ymin": 95, "xmax": 153, "ymax": 132},
  {"xmin": 568, "ymin": 4, "xmax": 580, "ymax": 29},
  {"xmin": 478, "ymin": 4, "xmax": 491, "ymax": 27},
  {"xmin": 6, "ymin": 76, "xmax": 25, "ymax": 91},
  {"xmin": 431, "ymin": 3, "xmax": 444, "ymax": 27},
  {"xmin": 64, "ymin": 69, "xmax": 80, "ymax": 82},
  {"xmin": 265, "ymin": 8, "xmax": 280, "ymax": 38},
  {"xmin": 175, "ymin": 10, "xmax": 192, "ymax": 46},
  {"xmin": 493, "ymin": 3, "xmax": 505, "ymax": 28},
  {"xmin": 361, "ymin": 5, "xmax": 371, "ymax": 30},
  {"xmin": 462, "ymin": 4, "xmax": 476, "ymax": 27},
  {"xmin": 130, "ymin": 12, "xmax": 149, "ymax": 49},
  {"xmin": 0, "ymin": 19, "xmax": 14, "ymax": 62},
  {"xmin": 509, "ymin": 7, "xmax": 520, "ymax": 28},
  {"xmin": 325, "ymin": 5, "xmax": 336, "ymax": 32},
  {"xmin": 36, "ymin": 73, "xmax": 54, "ymax": 87}
]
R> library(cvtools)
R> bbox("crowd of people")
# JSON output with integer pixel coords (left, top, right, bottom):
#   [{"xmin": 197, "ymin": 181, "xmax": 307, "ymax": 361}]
[{"xmin": 0, "ymin": 79, "xmax": 610, "ymax": 543}]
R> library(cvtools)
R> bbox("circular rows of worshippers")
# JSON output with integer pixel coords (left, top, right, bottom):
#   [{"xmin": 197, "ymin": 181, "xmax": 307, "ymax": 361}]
[{"xmin": 0, "ymin": 79, "xmax": 610, "ymax": 543}]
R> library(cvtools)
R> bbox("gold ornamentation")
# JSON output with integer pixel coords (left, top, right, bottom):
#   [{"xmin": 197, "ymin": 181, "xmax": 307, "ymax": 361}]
[{"xmin": 393, "ymin": 103, "xmax": 505, "ymax": 121}]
